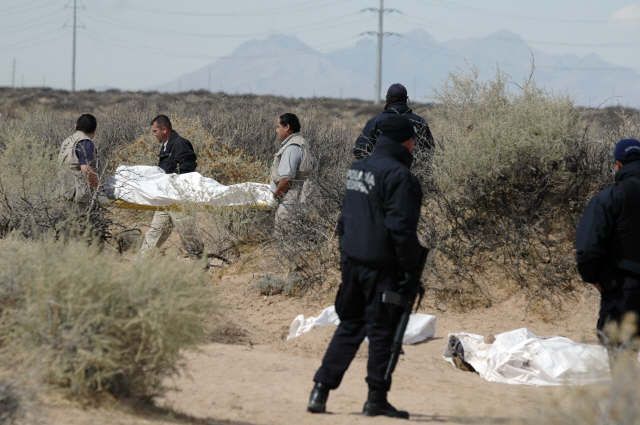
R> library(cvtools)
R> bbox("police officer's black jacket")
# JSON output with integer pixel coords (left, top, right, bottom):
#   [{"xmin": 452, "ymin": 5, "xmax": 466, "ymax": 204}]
[
  {"xmin": 353, "ymin": 102, "xmax": 433, "ymax": 159},
  {"xmin": 576, "ymin": 160, "xmax": 640, "ymax": 285},
  {"xmin": 158, "ymin": 130, "xmax": 197, "ymax": 174},
  {"xmin": 339, "ymin": 136, "xmax": 423, "ymax": 272}
]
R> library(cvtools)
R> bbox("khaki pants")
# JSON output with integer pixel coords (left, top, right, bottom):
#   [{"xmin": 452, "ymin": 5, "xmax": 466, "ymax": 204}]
[
  {"xmin": 274, "ymin": 180, "xmax": 313, "ymax": 230},
  {"xmin": 139, "ymin": 210, "xmax": 203, "ymax": 257}
]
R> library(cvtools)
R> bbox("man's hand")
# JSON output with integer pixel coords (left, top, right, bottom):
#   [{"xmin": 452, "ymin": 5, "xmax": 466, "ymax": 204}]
[
  {"xmin": 80, "ymin": 164, "xmax": 99, "ymax": 189},
  {"xmin": 274, "ymin": 177, "xmax": 291, "ymax": 200},
  {"xmin": 397, "ymin": 270, "xmax": 420, "ymax": 296}
]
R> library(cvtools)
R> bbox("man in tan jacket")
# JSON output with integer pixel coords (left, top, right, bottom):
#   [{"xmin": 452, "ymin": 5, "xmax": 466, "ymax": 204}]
[
  {"xmin": 270, "ymin": 113, "xmax": 313, "ymax": 229},
  {"xmin": 58, "ymin": 113, "xmax": 99, "ymax": 206}
]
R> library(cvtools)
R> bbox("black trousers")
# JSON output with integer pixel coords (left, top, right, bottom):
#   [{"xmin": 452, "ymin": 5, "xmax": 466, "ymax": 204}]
[
  {"xmin": 597, "ymin": 276, "xmax": 640, "ymax": 352},
  {"xmin": 313, "ymin": 258, "xmax": 402, "ymax": 392}
]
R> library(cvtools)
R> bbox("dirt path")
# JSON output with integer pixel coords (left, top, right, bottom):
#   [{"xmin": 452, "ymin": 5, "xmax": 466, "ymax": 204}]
[
  {"xmin": 38, "ymin": 255, "xmax": 603, "ymax": 425},
  {"xmin": 154, "ymin": 263, "xmax": 601, "ymax": 425}
]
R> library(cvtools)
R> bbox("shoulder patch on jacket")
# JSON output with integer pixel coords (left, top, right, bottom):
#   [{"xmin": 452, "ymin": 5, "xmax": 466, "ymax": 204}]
[{"xmin": 346, "ymin": 169, "xmax": 375, "ymax": 194}]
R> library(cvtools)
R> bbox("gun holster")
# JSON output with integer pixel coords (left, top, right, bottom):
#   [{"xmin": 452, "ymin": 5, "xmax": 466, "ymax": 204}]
[{"xmin": 381, "ymin": 290, "xmax": 407, "ymax": 307}]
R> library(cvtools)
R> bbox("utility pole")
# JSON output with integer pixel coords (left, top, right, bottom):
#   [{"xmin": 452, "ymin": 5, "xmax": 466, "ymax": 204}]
[
  {"xmin": 208, "ymin": 69, "xmax": 212, "ymax": 92},
  {"xmin": 361, "ymin": 1, "xmax": 400, "ymax": 104},
  {"xmin": 71, "ymin": 0, "xmax": 77, "ymax": 91},
  {"xmin": 11, "ymin": 58, "xmax": 16, "ymax": 88},
  {"xmin": 375, "ymin": 0, "xmax": 383, "ymax": 104}
]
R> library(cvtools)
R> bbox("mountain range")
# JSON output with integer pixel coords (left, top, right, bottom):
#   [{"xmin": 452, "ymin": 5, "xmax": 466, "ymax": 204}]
[{"xmin": 158, "ymin": 30, "xmax": 640, "ymax": 107}]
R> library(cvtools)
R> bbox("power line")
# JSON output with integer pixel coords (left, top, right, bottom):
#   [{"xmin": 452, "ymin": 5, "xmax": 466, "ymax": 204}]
[
  {"xmin": 422, "ymin": 0, "xmax": 636, "ymax": 23},
  {"xmin": 11, "ymin": 58, "xmax": 16, "ymax": 88},
  {"xmin": 0, "ymin": 10, "xmax": 66, "ymax": 35},
  {"xmin": 121, "ymin": 0, "xmax": 349, "ymax": 18},
  {"xmin": 71, "ymin": 0, "xmax": 77, "ymax": 91},
  {"xmin": 0, "ymin": 26, "xmax": 66, "ymax": 49},
  {"xmin": 84, "ymin": 29, "xmax": 358, "ymax": 62},
  {"xmin": 86, "ymin": 11, "xmax": 363, "ymax": 40},
  {"xmin": 399, "ymin": 14, "xmax": 638, "ymax": 50},
  {"xmin": 0, "ymin": 0, "xmax": 53, "ymax": 16}
]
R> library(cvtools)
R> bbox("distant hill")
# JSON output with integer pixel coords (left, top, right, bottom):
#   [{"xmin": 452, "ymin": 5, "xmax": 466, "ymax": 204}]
[{"xmin": 157, "ymin": 31, "xmax": 640, "ymax": 107}]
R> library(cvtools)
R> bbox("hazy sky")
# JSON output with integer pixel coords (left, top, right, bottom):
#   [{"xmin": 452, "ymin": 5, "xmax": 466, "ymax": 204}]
[{"xmin": 1, "ymin": 0, "xmax": 639, "ymax": 91}]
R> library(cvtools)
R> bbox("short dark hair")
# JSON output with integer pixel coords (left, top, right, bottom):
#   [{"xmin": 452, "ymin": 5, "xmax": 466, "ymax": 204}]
[
  {"xmin": 75, "ymin": 113, "xmax": 97, "ymax": 134},
  {"xmin": 279, "ymin": 113, "xmax": 301, "ymax": 133},
  {"xmin": 151, "ymin": 114, "xmax": 172, "ymax": 130}
]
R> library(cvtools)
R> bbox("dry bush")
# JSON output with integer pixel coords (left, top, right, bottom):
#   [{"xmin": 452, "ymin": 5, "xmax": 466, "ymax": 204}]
[
  {"xmin": 0, "ymin": 237, "xmax": 215, "ymax": 401},
  {"xmin": 0, "ymin": 379, "xmax": 42, "ymax": 425},
  {"xmin": 425, "ymin": 69, "xmax": 612, "ymax": 312},
  {"xmin": 0, "ymin": 381, "xmax": 20, "ymax": 425}
]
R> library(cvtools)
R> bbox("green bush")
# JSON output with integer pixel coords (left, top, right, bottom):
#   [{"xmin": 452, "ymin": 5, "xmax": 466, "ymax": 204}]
[{"xmin": 0, "ymin": 237, "xmax": 215, "ymax": 400}]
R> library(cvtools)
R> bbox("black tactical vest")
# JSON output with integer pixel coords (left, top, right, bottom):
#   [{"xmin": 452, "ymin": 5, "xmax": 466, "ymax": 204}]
[{"xmin": 615, "ymin": 177, "xmax": 640, "ymax": 275}]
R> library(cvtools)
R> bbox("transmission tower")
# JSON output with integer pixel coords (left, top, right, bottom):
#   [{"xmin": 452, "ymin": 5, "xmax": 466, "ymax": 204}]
[
  {"xmin": 71, "ymin": 0, "xmax": 77, "ymax": 91},
  {"xmin": 361, "ymin": 1, "xmax": 400, "ymax": 104},
  {"xmin": 11, "ymin": 58, "xmax": 16, "ymax": 88}
]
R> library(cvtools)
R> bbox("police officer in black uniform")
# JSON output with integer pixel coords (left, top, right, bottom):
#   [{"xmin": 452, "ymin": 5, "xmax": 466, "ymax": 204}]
[
  {"xmin": 308, "ymin": 115, "xmax": 427, "ymax": 419},
  {"xmin": 353, "ymin": 83, "xmax": 433, "ymax": 160},
  {"xmin": 576, "ymin": 138, "xmax": 640, "ymax": 356}
]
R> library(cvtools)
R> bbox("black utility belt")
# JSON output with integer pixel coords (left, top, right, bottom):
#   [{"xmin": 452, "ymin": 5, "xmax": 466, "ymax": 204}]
[
  {"xmin": 344, "ymin": 256, "xmax": 395, "ymax": 269},
  {"xmin": 617, "ymin": 259, "xmax": 640, "ymax": 276}
]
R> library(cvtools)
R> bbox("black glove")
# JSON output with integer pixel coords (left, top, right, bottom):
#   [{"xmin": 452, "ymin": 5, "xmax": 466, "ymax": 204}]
[{"xmin": 397, "ymin": 270, "xmax": 420, "ymax": 296}]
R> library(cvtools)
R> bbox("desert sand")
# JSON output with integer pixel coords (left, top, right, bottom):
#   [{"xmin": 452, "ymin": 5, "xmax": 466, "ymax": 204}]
[{"xmin": 39, "ymin": 253, "xmax": 602, "ymax": 425}]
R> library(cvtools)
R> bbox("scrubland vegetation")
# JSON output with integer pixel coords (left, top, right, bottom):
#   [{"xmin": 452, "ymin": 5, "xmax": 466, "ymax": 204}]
[{"xmin": 0, "ymin": 70, "xmax": 639, "ymax": 419}]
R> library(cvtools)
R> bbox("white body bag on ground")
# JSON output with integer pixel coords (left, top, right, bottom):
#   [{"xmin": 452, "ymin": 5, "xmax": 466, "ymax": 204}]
[
  {"xmin": 443, "ymin": 328, "xmax": 610, "ymax": 386},
  {"xmin": 106, "ymin": 165, "xmax": 276, "ymax": 209},
  {"xmin": 287, "ymin": 305, "xmax": 437, "ymax": 345}
]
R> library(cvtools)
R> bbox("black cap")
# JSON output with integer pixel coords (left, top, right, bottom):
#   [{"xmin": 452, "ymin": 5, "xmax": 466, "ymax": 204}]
[
  {"xmin": 614, "ymin": 138, "xmax": 640, "ymax": 163},
  {"xmin": 386, "ymin": 83, "xmax": 408, "ymax": 103},
  {"xmin": 379, "ymin": 115, "xmax": 416, "ymax": 143}
]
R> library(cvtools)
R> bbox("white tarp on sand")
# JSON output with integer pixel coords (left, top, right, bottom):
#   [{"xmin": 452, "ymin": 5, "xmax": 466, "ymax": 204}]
[
  {"xmin": 107, "ymin": 165, "xmax": 276, "ymax": 208},
  {"xmin": 287, "ymin": 305, "xmax": 437, "ymax": 345},
  {"xmin": 443, "ymin": 328, "xmax": 610, "ymax": 386}
]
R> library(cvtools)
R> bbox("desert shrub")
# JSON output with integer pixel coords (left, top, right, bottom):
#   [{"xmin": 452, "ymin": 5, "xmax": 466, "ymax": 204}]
[
  {"xmin": 0, "ymin": 237, "xmax": 215, "ymax": 400},
  {"xmin": 197, "ymin": 205, "xmax": 273, "ymax": 261},
  {"xmin": 0, "ymin": 381, "xmax": 20, "ymax": 425},
  {"xmin": 255, "ymin": 272, "xmax": 306, "ymax": 296},
  {"xmin": 255, "ymin": 274, "xmax": 291, "ymax": 296},
  {"xmin": 95, "ymin": 102, "xmax": 149, "ymax": 174},
  {"xmin": 426, "ymin": 70, "xmax": 611, "ymax": 311}
]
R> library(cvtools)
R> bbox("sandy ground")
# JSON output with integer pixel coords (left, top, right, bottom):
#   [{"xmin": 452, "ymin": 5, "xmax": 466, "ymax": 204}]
[{"xmin": 35, "ymin": 250, "xmax": 602, "ymax": 425}]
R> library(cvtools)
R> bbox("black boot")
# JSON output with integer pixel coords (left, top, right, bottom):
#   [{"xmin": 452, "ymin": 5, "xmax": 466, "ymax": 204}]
[
  {"xmin": 307, "ymin": 382, "xmax": 330, "ymax": 413},
  {"xmin": 362, "ymin": 390, "xmax": 409, "ymax": 419}
]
